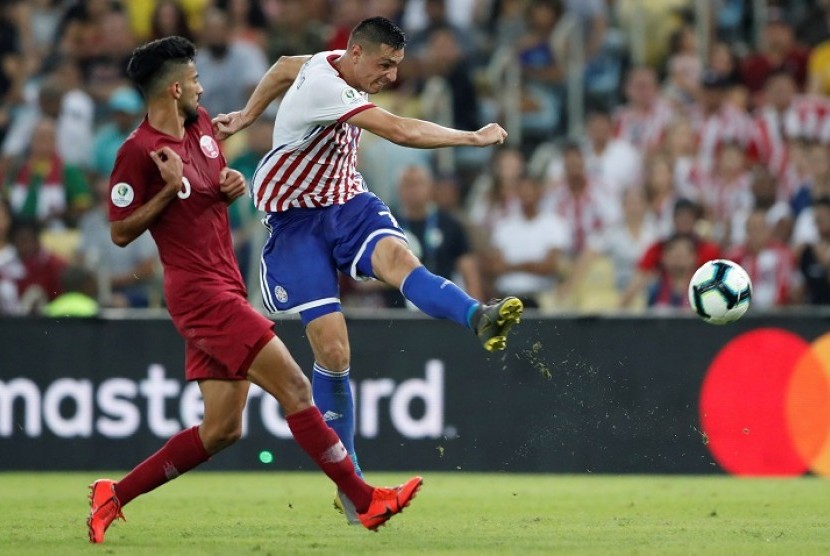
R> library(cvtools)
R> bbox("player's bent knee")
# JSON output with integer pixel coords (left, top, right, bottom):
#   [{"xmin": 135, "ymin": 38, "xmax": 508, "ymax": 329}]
[
  {"xmin": 316, "ymin": 341, "xmax": 350, "ymax": 372},
  {"xmin": 200, "ymin": 422, "xmax": 243, "ymax": 453}
]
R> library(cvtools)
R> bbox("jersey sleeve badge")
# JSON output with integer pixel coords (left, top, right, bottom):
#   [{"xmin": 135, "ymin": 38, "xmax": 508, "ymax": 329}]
[{"xmin": 111, "ymin": 182, "xmax": 135, "ymax": 207}]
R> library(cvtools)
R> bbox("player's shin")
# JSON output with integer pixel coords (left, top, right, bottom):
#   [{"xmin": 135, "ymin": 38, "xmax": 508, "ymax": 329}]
[
  {"xmin": 400, "ymin": 265, "xmax": 479, "ymax": 328},
  {"xmin": 114, "ymin": 426, "xmax": 210, "ymax": 506},
  {"xmin": 312, "ymin": 364, "xmax": 362, "ymax": 476},
  {"xmin": 285, "ymin": 406, "xmax": 373, "ymax": 512}
]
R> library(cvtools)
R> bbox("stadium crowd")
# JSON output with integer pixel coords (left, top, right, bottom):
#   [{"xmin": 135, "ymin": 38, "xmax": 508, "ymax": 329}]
[{"xmin": 1, "ymin": 0, "xmax": 830, "ymax": 316}]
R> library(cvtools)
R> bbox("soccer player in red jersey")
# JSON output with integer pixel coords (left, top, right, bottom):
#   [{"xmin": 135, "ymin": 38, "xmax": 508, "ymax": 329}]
[{"xmin": 86, "ymin": 36, "xmax": 421, "ymax": 543}]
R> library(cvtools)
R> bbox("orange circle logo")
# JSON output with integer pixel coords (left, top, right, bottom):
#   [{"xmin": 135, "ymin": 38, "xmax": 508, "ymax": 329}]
[{"xmin": 699, "ymin": 328, "xmax": 830, "ymax": 475}]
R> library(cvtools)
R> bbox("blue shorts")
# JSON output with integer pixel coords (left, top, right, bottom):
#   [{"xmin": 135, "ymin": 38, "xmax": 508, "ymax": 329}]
[{"xmin": 260, "ymin": 192, "xmax": 406, "ymax": 321}]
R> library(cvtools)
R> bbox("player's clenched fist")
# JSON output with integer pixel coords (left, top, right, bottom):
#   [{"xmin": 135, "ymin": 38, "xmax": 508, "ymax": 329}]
[
  {"xmin": 474, "ymin": 123, "xmax": 508, "ymax": 146},
  {"xmin": 149, "ymin": 147, "xmax": 184, "ymax": 192},
  {"xmin": 219, "ymin": 167, "xmax": 246, "ymax": 202},
  {"xmin": 212, "ymin": 111, "xmax": 248, "ymax": 140}
]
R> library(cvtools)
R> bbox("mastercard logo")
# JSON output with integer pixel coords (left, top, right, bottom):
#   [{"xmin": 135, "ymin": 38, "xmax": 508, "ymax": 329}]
[{"xmin": 700, "ymin": 328, "xmax": 830, "ymax": 476}]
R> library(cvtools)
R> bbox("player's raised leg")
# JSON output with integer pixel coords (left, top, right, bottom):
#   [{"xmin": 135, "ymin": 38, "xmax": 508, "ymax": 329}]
[
  {"xmin": 88, "ymin": 379, "xmax": 249, "ymax": 543},
  {"xmin": 370, "ymin": 236, "xmax": 524, "ymax": 351},
  {"xmin": 246, "ymin": 335, "xmax": 422, "ymax": 530}
]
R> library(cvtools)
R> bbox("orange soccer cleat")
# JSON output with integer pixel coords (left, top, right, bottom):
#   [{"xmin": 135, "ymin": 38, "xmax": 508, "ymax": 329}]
[
  {"xmin": 87, "ymin": 479, "xmax": 125, "ymax": 543},
  {"xmin": 357, "ymin": 476, "xmax": 423, "ymax": 531}
]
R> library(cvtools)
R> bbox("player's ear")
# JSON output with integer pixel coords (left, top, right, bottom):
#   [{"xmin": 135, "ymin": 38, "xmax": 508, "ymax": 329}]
[{"xmin": 171, "ymin": 81, "xmax": 182, "ymax": 100}]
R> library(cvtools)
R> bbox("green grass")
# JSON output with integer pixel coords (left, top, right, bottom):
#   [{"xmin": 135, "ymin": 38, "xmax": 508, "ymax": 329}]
[{"xmin": 2, "ymin": 472, "xmax": 830, "ymax": 555}]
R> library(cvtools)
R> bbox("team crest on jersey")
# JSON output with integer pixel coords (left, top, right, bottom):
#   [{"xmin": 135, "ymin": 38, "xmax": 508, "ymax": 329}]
[
  {"xmin": 274, "ymin": 285, "xmax": 288, "ymax": 303},
  {"xmin": 340, "ymin": 87, "xmax": 362, "ymax": 106},
  {"xmin": 111, "ymin": 182, "xmax": 134, "ymax": 207},
  {"xmin": 199, "ymin": 135, "xmax": 219, "ymax": 159}
]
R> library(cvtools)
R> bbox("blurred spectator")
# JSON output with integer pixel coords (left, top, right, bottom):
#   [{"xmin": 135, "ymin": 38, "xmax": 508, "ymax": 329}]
[
  {"xmin": 215, "ymin": 0, "xmax": 267, "ymax": 49},
  {"xmin": 10, "ymin": 218, "xmax": 66, "ymax": 314},
  {"xmin": 643, "ymin": 154, "xmax": 680, "ymax": 236},
  {"xmin": 740, "ymin": 8, "xmax": 809, "ymax": 98},
  {"xmin": 517, "ymin": 0, "xmax": 565, "ymax": 143},
  {"xmin": 620, "ymin": 198, "xmax": 720, "ymax": 308},
  {"xmin": 17, "ymin": 0, "xmax": 64, "ymax": 65},
  {"xmin": 662, "ymin": 117, "xmax": 697, "ymax": 193},
  {"xmin": 404, "ymin": 0, "xmax": 476, "ymax": 61},
  {"xmin": 544, "ymin": 143, "xmax": 618, "ymax": 257},
  {"xmin": 388, "ymin": 164, "xmax": 482, "ymax": 306},
  {"xmin": 82, "ymin": 8, "xmax": 137, "ymax": 103},
  {"xmin": 418, "ymin": 25, "xmax": 481, "ymax": 133},
  {"xmin": 789, "ymin": 140, "xmax": 830, "ymax": 217},
  {"xmin": 646, "ymin": 232, "xmax": 697, "ymax": 309},
  {"xmin": 582, "ymin": 106, "xmax": 642, "ymax": 200},
  {"xmin": 727, "ymin": 207, "xmax": 798, "ymax": 309},
  {"xmin": 613, "ymin": 67, "xmax": 674, "ymax": 153},
  {"xmin": 691, "ymin": 141, "xmax": 753, "ymax": 246},
  {"xmin": 0, "ymin": 199, "xmax": 24, "ymax": 315},
  {"xmin": 751, "ymin": 70, "xmax": 798, "ymax": 178},
  {"xmin": 4, "ymin": 117, "xmax": 92, "ymax": 228},
  {"xmin": 196, "ymin": 7, "xmax": 268, "ymax": 116},
  {"xmin": 326, "ymin": 0, "xmax": 367, "ymax": 50},
  {"xmin": 490, "ymin": 0, "xmax": 528, "ymax": 50},
  {"xmin": 663, "ymin": 24, "xmax": 702, "ymax": 111},
  {"xmin": 485, "ymin": 173, "xmax": 569, "ymax": 308},
  {"xmin": 692, "ymin": 70, "xmax": 755, "ymax": 174},
  {"xmin": 149, "ymin": 0, "xmax": 195, "ymax": 42},
  {"xmin": 708, "ymin": 41, "xmax": 742, "ymax": 86},
  {"xmin": 91, "ymin": 86, "xmax": 143, "ymax": 178},
  {"xmin": 729, "ymin": 165, "xmax": 793, "ymax": 248},
  {"xmin": 467, "ymin": 146, "xmax": 524, "ymax": 238},
  {"xmin": 265, "ymin": 0, "xmax": 327, "ymax": 61},
  {"xmin": 42, "ymin": 263, "xmax": 99, "ymax": 317},
  {"xmin": 791, "ymin": 172, "xmax": 830, "ymax": 248},
  {"xmin": 561, "ymin": 186, "xmax": 659, "ymax": 305},
  {"xmin": 797, "ymin": 196, "xmax": 830, "ymax": 304},
  {"xmin": 55, "ymin": 0, "xmax": 118, "ymax": 68},
  {"xmin": 2, "ymin": 65, "xmax": 95, "ymax": 170},
  {"xmin": 77, "ymin": 178, "xmax": 159, "ymax": 308}
]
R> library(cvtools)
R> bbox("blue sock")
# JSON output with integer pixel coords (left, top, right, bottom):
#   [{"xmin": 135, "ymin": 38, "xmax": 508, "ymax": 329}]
[
  {"xmin": 400, "ymin": 266, "xmax": 479, "ymax": 329},
  {"xmin": 312, "ymin": 364, "xmax": 361, "ymax": 476}
]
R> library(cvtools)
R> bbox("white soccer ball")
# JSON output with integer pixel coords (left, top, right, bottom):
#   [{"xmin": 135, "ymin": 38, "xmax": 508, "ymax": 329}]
[{"xmin": 688, "ymin": 259, "xmax": 752, "ymax": 325}]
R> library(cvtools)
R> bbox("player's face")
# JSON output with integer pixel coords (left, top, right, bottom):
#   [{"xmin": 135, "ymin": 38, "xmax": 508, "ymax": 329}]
[
  {"xmin": 356, "ymin": 43, "xmax": 404, "ymax": 93},
  {"xmin": 177, "ymin": 62, "xmax": 203, "ymax": 124}
]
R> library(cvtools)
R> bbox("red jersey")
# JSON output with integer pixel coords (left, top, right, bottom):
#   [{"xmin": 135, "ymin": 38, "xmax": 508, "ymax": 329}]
[
  {"xmin": 108, "ymin": 107, "xmax": 244, "ymax": 317},
  {"xmin": 638, "ymin": 237, "xmax": 720, "ymax": 272}
]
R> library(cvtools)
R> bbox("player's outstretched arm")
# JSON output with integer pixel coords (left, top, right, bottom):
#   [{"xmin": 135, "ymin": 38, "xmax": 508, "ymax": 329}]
[
  {"xmin": 212, "ymin": 55, "xmax": 311, "ymax": 140},
  {"xmin": 347, "ymin": 107, "xmax": 507, "ymax": 149},
  {"xmin": 111, "ymin": 147, "xmax": 184, "ymax": 247}
]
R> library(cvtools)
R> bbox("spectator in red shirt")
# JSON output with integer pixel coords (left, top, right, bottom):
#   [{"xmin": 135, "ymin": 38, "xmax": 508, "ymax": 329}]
[
  {"xmin": 740, "ymin": 8, "xmax": 810, "ymax": 99},
  {"xmin": 646, "ymin": 232, "xmax": 698, "ymax": 310},
  {"xmin": 9, "ymin": 218, "xmax": 66, "ymax": 314},
  {"xmin": 619, "ymin": 198, "xmax": 719, "ymax": 308}
]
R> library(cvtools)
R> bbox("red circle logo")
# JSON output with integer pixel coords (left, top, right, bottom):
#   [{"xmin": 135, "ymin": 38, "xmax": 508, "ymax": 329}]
[{"xmin": 699, "ymin": 328, "xmax": 830, "ymax": 475}]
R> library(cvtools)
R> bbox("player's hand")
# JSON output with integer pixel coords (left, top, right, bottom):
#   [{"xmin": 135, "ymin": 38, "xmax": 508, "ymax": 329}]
[
  {"xmin": 474, "ymin": 123, "xmax": 508, "ymax": 147},
  {"xmin": 149, "ymin": 147, "xmax": 184, "ymax": 193},
  {"xmin": 212, "ymin": 111, "xmax": 249, "ymax": 140},
  {"xmin": 219, "ymin": 167, "xmax": 246, "ymax": 202}
]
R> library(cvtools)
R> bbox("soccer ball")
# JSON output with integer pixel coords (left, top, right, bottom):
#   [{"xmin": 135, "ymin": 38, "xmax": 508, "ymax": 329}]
[{"xmin": 688, "ymin": 259, "xmax": 752, "ymax": 325}]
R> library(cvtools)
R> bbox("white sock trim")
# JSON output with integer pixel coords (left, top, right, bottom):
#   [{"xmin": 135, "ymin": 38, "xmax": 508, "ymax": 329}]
[{"xmin": 313, "ymin": 363, "xmax": 350, "ymax": 378}]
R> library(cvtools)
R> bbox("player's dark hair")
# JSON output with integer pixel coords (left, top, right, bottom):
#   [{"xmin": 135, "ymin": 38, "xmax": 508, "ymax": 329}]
[
  {"xmin": 349, "ymin": 17, "xmax": 406, "ymax": 51},
  {"xmin": 126, "ymin": 36, "xmax": 196, "ymax": 98}
]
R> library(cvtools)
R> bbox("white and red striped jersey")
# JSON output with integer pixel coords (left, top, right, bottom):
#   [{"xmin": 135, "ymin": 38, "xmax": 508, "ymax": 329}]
[
  {"xmin": 751, "ymin": 95, "xmax": 830, "ymax": 179},
  {"xmin": 613, "ymin": 99, "xmax": 674, "ymax": 152},
  {"xmin": 542, "ymin": 180, "xmax": 619, "ymax": 256},
  {"xmin": 252, "ymin": 51, "xmax": 376, "ymax": 212},
  {"xmin": 691, "ymin": 104, "xmax": 755, "ymax": 174},
  {"xmin": 726, "ymin": 242, "xmax": 796, "ymax": 308}
]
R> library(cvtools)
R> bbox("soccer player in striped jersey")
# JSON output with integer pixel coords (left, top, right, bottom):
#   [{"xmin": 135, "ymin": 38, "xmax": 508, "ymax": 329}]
[
  {"xmin": 214, "ymin": 17, "xmax": 524, "ymax": 523},
  {"xmin": 87, "ymin": 36, "xmax": 422, "ymax": 543}
]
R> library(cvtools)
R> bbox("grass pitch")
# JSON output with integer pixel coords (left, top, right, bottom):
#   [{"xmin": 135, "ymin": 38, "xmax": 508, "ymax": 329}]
[{"xmin": 2, "ymin": 472, "xmax": 829, "ymax": 555}]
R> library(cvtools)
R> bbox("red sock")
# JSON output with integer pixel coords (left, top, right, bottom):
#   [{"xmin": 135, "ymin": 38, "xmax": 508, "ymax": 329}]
[
  {"xmin": 114, "ymin": 425, "xmax": 210, "ymax": 506},
  {"xmin": 286, "ymin": 406, "xmax": 373, "ymax": 512}
]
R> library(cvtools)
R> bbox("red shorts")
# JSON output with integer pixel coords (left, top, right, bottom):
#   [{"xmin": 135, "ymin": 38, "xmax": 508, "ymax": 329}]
[{"xmin": 172, "ymin": 291, "xmax": 275, "ymax": 381}]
